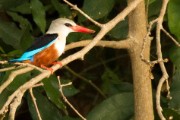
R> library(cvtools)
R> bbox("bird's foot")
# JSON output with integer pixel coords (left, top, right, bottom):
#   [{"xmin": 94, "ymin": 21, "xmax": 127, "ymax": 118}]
[
  {"xmin": 40, "ymin": 65, "xmax": 53, "ymax": 74},
  {"xmin": 52, "ymin": 61, "xmax": 62, "ymax": 67}
]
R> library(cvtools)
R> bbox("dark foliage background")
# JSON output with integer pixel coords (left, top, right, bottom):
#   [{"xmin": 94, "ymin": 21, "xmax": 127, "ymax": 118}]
[{"xmin": 0, "ymin": 0, "xmax": 180, "ymax": 119}]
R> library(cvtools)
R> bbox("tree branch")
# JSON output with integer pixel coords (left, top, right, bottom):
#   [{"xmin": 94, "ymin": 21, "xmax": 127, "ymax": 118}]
[
  {"xmin": 155, "ymin": 0, "xmax": 170, "ymax": 119},
  {"xmin": 9, "ymin": 92, "xmax": 24, "ymax": 120},
  {"xmin": 29, "ymin": 89, "xmax": 42, "ymax": 120},
  {"xmin": 65, "ymin": 39, "xmax": 131, "ymax": 51},
  {"xmin": 64, "ymin": 66, "xmax": 106, "ymax": 98},
  {"xmin": 161, "ymin": 28, "xmax": 180, "ymax": 47},
  {"xmin": 57, "ymin": 76, "xmax": 86, "ymax": 120},
  {"xmin": 63, "ymin": 0, "xmax": 102, "ymax": 27},
  {"xmin": 0, "ymin": 67, "xmax": 34, "ymax": 94}
]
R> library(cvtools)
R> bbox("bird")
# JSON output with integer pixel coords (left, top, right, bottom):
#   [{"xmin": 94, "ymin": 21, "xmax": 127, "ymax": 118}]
[{"xmin": 10, "ymin": 18, "xmax": 95, "ymax": 72}]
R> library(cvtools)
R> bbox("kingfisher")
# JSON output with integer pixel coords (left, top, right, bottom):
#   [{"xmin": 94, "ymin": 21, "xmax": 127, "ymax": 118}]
[{"xmin": 10, "ymin": 18, "xmax": 95, "ymax": 72}]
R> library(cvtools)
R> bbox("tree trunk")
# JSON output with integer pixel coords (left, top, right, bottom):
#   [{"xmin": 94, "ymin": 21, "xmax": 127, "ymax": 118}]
[{"xmin": 128, "ymin": 0, "xmax": 154, "ymax": 120}]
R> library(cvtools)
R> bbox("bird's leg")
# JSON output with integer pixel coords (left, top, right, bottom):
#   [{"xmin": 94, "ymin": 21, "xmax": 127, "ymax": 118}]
[{"xmin": 40, "ymin": 64, "xmax": 53, "ymax": 74}]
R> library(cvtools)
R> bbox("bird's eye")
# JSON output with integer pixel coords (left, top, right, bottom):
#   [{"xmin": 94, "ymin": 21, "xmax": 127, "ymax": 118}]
[{"xmin": 64, "ymin": 23, "xmax": 72, "ymax": 27}]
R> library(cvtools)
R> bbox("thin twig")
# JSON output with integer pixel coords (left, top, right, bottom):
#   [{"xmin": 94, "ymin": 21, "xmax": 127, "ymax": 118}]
[
  {"xmin": 57, "ymin": 76, "xmax": 86, "ymax": 120},
  {"xmin": 0, "ymin": 63, "xmax": 43, "ymax": 93},
  {"xmin": 156, "ymin": 76, "xmax": 168, "ymax": 120},
  {"xmin": 161, "ymin": 28, "xmax": 180, "ymax": 47},
  {"xmin": 63, "ymin": 0, "xmax": 102, "ymax": 27},
  {"xmin": 31, "ymin": 83, "xmax": 44, "ymax": 88},
  {"xmin": 80, "ymin": 55, "xmax": 128, "ymax": 74},
  {"xmin": 14, "ymin": 62, "xmax": 44, "ymax": 72},
  {"xmin": 0, "ymin": 70, "xmax": 51, "ymax": 115},
  {"xmin": 0, "ymin": 67, "xmax": 34, "ymax": 94},
  {"xmin": 0, "ymin": 62, "xmax": 41, "ymax": 72},
  {"xmin": 0, "ymin": 66, "xmax": 17, "ymax": 72},
  {"xmin": 64, "ymin": 66, "xmax": 106, "ymax": 98},
  {"xmin": 140, "ymin": 19, "xmax": 158, "ymax": 64},
  {"xmin": 29, "ymin": 88, "xmax": 42, "ymax": 120},
  {"xmin": 155, "ymin": 0, "xmax": 170, "ymax": 119},
  {"xmin": 0, "ymin": 60, "xmax": 8, "ymax": 64}
]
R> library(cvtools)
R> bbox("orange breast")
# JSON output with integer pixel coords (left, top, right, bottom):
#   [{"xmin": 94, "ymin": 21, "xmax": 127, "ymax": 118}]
[{"xmin": 31, "ymin": 44, "xmax": 59, "ymax": 67}]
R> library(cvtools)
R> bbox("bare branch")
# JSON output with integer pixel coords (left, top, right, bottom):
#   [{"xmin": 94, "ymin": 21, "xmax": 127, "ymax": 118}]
[
  {"xmin": 65, "ymin": 39, "xmax": 131, "ymax": 51},
  {"xmin": 155, "ymin": 0, "xmax": 170, "ymax": 119},
  {"xmin": 0, "ymin": 66, "xmax": 17, "ymax": 72},
  {"xmin": 31, "ymin": 83, "xmax": 43, "ymax": 88},
  {"xmin": 57, "ymin": 76, "xmax": 86, "ymax": 120},
  {"xmin": 9, "ymin": 92, "xmax": 24, "ymax": 120},
  {"xmin": 29, "ymin": 89, "xmax": 42, "ymax": 120},
  {"xmin": 140, "ymin": 19, "xmax": 158, "ymax": 64},
  {"xmin": 63, "ymin": 0, "xmax": 102, "ymax": 27},
  {"xmin": 161, "ymin": 28, "xmax": 180, "ymax": 47},
  {"xmin": 0, "ymin": 70, "xmax": 51, "ymax": 115},
  {"xmin": 0, "ymin": 62, "xmax": 43, "ymax": 73},
  {"xmin": 0, "ymin": 60, "xmax": 8, "ymax": 64},
  {"xmin": 0, "ymin": 67, "xmax": 34, "ymax": 94},
  {"xmin": 14, "ymin": 63, "xmax": 44, "ymax": 72},
  {"xmin": 64, "ymin": 66, "xmax": 106, "ymax": 98}
]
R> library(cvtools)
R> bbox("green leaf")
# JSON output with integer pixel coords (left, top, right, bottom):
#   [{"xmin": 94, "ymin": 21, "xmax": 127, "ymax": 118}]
[
  {"xmin": 19, "ymin": 25, "xmax": 34, "ymax": 51},
  {"xmin": 169, "ymin": 47, "xmax": 180, "ymax": 68},
  {"xmin": 146, "ymin": 0, "xmax": 157, "ymax": 5},
  {"xmin": 79, "ymin": 0, "xmax": 115, "ymax": 22},
  {"xmin": 43, "ymin": 75, "xmax": 65, "ymax": 110},
  {"xmin": 102, "ymin": 67, "xmax": 120, "ymax": 83},
  {"xmin": 43, "ymin": 76, "xmax": 79, "ymax": 111},
  {"xmin": 111, "ymin": 82, "xmax": 133, "ymax": 93},
  {"xmin": 162, "ymin": 108, "xmax": 180, "ymax": 120},
  {"xmin": 27, "ymin": 90, "xmax": 62, "ymax": 120},
  {"xmin": 61, "ymin": 79, "xmax": 79, "ymax": 97},
  {"xmin": 148, "ymin": 0, "xmax": 162, "ymax": 20},
  {"xmin": 101, "ymin": 67, "xmax": 122, "ymax": 94},
  {"xmin": 51, "ymin": 0, "xmax": 71, "ymax": 17},
  {"xmin": 10, "ymin": 1, "xmax": 31, "ymax": 14},
  {"xmin": 8, "ymin": 49, "xmax": 22, "ymax": 57},
  {"xmin": 169, "ymin": 68, "xmax": 180, "ymax": 112},
  {"xmin": 30, "ymin": 0, "xmax": 46, "ymax": 33},
  {"xmin": 0, "ymin": 0, "xmax": 26, "ymax": 9},
  {"xmin": 0, "ymin": 20, "xmax": 22, "ymax": 49},
  {"xmin": 108, "ymin": 19, "xmax": 128, "ymax": 39},
  {"xmin": 6, "ymin": 11, "xmax": 34, "ymax": 51},
  {"xmin": 2, "ymin": 70, "xmax": 31, "ymax": 92},
  {"xmin": 0, "ymin": 11, "xmax": 33, "ymax": 51},
  {"xmin": 7, "ymin": 11, "xmax": 32, "ymax": 30},
  {"xmin": 0, "ymin": 89, "xmax": 12, "ymax": 108},
  {"xmin": 62, "ymin": 116, "xmax": 80, "ymax": 120},
  {"xmin": 168, "ymin": 0, "xmax": 180, "ymax": 41},
  {"xmin": 67, "ymin": 32, "xmax": 94, "ymax": 43},
  {"xmin": 87, "ymin": 93, "xmax": 134, "ymax": 120},
  {"xmin": 0, "ymin": 46, "xmax": 5, "ymax": 53}
]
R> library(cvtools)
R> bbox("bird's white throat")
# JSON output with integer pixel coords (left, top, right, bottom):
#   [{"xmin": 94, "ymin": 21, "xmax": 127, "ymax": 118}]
[{"xmin": 54, "ymin": 36, "xmax": 66, "ymax": 56}]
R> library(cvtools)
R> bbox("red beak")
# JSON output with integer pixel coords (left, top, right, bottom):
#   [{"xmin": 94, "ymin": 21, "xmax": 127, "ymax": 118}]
[{"xmin": 70, "ymin": 25, "xmax": 95, "ymax": 33}]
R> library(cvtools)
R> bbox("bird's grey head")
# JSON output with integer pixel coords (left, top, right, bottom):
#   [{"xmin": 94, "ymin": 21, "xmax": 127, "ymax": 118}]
[{"xmin": 46, "ymin": 18, "xmax": 77, "ymax": 36}]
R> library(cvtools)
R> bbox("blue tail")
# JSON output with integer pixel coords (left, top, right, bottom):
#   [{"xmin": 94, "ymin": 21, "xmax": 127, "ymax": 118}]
[{"xmin": 9, "ymin": 57, "xmax": 32, "ymax": 63}]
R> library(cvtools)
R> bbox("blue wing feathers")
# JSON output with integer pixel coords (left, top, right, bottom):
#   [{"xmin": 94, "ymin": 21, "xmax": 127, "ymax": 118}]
[{"xmin": 9, "ymin": 34, "xmax": 58, "ymax": 62}]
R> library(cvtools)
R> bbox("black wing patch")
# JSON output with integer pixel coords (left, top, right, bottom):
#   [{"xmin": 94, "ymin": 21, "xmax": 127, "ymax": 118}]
[{"xmin": 26, "ymin": 34, "xmax": 58, "ymax": 52}]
